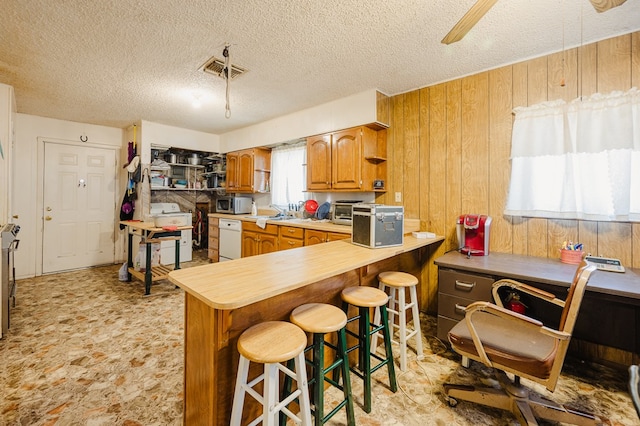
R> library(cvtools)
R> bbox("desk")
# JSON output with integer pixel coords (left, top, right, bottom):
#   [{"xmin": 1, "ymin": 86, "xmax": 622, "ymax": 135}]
[
  {"xmin": 434, "ymin": 251, "xmax": 640, "ymax": 357},
  {"xmin": 120, "ymin": 221, "xmax": 192, "ymax": 295},
  {"xmin": 168, "ymin": 235, "xmax": 443, "ymax": 424}
]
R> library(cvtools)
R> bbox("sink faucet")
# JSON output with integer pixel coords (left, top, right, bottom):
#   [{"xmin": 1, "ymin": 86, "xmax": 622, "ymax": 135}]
[{"xmin": 269, "ymin": 204, "xmax": 287, "ymax": 217}]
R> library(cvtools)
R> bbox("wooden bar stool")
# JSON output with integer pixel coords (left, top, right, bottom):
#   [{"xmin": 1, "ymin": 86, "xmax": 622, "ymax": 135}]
[
  {"xmin": 372, "ymin": 271, "xmax": 424, "ymax": 371},
  {"xmin": 341, "ymin": 286, "xmax": 398, "ymax": 413},
  {"xmin": 283, "ymin": 303, "xmax": 355, "ymax": 425},
  {"xmin": 231, "ymin": 321, "xmax": 312, "ymax": 426}
]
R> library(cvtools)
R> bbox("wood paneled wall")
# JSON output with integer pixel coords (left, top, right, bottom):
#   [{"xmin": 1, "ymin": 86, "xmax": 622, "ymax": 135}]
[{"xmin": 377, "ymin": 31, "xmax": 640, "ymax": 319}]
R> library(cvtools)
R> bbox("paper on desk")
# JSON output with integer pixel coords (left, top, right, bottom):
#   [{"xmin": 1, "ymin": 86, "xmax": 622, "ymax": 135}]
[{"xmin": 256, "ymin": 217, "xmax": 267, "ymax": 229}]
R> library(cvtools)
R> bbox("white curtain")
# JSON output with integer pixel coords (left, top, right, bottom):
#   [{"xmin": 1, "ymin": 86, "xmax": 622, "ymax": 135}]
[
  {"xmin": 505, "ymin": 87, "xmax": 640, "ymax": 222},
  {"xmin": 270, "ymin": 142, "xmax": 306, "ymax": 206}
]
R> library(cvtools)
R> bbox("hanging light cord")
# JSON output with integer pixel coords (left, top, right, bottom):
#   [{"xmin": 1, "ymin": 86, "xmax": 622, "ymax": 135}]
[{"xmin": 223, "ymin": 44, "xmax": 231, "ymax": 119}]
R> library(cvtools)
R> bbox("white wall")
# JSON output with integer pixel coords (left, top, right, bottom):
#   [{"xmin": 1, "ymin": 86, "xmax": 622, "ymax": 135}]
[
  {"xmin": 220, "ymin": 89, "xmax": 379, "ymax": 152},
  {"xmin": 13, "ymin": 114, "xmax": 124, "ymax": 278}
]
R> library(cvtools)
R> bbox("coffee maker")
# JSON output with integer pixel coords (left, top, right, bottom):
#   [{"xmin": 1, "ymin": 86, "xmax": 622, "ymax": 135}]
[{"xmin": 456, "ymin": 214, "xmax": 492, "ymax": 256}]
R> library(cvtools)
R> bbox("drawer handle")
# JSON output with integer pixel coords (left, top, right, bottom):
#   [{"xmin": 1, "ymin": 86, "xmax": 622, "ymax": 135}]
[
  {"xmin": 455, "ymin": 280, "xmax": 476, "ymax": 291},
  {"xmin": 455, "ymin": 303, "xmax": 467, "ymax": 314},
  {"xmin": 288, "ymin": 229, "xmax": 295, "ymax": 233}
]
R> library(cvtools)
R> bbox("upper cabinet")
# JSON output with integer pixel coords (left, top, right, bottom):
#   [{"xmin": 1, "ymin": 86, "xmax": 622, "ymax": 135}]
[
  {"xmin": 226, "ymin": 147, "xmax": 272, "ymax": 193},
  {"xmin": 306, "ymin": 126, "xmax": 386, "ymax": 192}
]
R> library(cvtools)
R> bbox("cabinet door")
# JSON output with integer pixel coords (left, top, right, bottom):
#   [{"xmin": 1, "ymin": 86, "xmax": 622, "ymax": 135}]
[
  {"xmin": 237, "ymin": 150, "xmax": 254, "ymax": 192},
  {"xmin": 307, "ymin": 134, "xmax": 332, "ymax": 190},
  {"xmin": 242, "ymin": 230, "xmax": 259, "ymax": 258},
  {"xmin": 226, "ymin": 152, "xmax": 239, "ymax": 191},
  {"xmin": 258, "ymin": 234, "xmax": 278, "ymax": 254},
  {"xmin": 304, "ymin": 229, "xmax": 326, "ymax": 246},
  {"xmin": 332, "ymin": 128, "xmax": 362, "ymax": 190}
]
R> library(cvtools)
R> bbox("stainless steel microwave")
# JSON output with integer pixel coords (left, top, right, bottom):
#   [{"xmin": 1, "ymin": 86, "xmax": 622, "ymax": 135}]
[
  {"xmin": 215, "ymin": 196, "xmax": 252, "ymax": 215},
  {"xmin": 330, "ymin": 200, "xmax": 362, "ymax": 225}
]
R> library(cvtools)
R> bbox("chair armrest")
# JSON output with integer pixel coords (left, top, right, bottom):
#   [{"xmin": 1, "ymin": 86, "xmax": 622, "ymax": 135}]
[
  {"xmin": 630, "ymin": 365, "xmax": 640, "ymax": 418},
  {"xmin": 492, "ymin": 279, "xmax": 566, "ymax": 309}
]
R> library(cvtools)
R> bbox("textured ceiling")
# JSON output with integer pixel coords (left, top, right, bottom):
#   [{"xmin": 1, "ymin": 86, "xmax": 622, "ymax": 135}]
[{"xmin": 1, "ymin": 0, "xmax": 639, "ymax": 135}]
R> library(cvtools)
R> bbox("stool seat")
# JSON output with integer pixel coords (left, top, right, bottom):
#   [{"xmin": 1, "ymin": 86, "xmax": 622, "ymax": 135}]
[
  {"xmin": 341, "ymin": 286, "xmax": 389, "ymax": 308},
  {"xmin": 237, "ymin": 321, "xmax": 307, "ymax": 364},
  {"xmin": 378, "ymin": 271, "xmax": 419, "ymax": 287},
  {"xmin": 291, "ymin": 303, "xmax": 347, "ymax": 333}
]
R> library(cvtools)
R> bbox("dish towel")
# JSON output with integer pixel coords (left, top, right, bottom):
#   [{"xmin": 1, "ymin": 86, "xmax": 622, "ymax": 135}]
[{"xmin": 256, "ymin": 218, "xmax": 267, "ymax": 229}]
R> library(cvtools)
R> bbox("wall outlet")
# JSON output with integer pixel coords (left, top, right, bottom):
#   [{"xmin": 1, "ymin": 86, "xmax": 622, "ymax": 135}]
[{"xmin": 395, "ymin": 192, "xmax": 402, "ymax": 202}]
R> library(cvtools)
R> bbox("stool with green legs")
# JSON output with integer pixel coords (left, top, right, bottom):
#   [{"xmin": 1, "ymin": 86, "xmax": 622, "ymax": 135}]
[
  {"xmin": 281, "ymin": 303, "xmax": 355, "ymax": 425},
  {"xmin": 341, "ymin": 286, "xmax": 397, "ymax": 413}
]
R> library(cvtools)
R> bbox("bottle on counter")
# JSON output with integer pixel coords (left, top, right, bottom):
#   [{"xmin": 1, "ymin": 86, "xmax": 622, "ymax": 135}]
[{"xmin": 251, "ymin": 200, "xmax": 258, "ymax": 216}]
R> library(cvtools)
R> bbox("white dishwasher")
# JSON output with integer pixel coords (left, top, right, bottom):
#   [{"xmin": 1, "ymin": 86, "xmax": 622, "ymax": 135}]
[{"xmin": 219, "ymin": 219, "xmax": 242, "ymax": 261}]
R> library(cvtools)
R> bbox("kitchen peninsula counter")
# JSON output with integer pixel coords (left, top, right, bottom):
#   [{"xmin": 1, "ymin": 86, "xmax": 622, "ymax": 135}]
[{"xmin": 168, "ymin": 234, "xmax": 443, "ymax": 424}]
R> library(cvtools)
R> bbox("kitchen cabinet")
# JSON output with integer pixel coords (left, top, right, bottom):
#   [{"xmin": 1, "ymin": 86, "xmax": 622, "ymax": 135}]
[
  {"xmin": 306, "ymin": 126, "xmax": 386, "ymax": 192},
  {"xmin": 208, "ymin": 217, "xmax": 220, "ymax": 262},
  {"xmin": 304, "ymin": 229, "xmax": 350, "ymax": 246},
  {"xmin": 242, "ymin": 222, "xmax": 278, "ymax": 257},
  {"xmin": 226, "ymin": 147, "xmax": 271, "ymax": 193},
  {"xmin": 278, "ymin": 225, "xmax": 304, "ymax": 251}
]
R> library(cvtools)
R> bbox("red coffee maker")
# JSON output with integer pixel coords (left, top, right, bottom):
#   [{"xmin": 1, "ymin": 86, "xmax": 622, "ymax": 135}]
[{"xmin": 456, "ymin": 214, "xmax": 492, "ymax": 256}]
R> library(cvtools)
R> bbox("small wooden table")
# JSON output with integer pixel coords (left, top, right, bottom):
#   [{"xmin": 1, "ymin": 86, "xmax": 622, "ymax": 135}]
[{"xmin": 120, "ymin": 221, "xmax": 192, "ymax": 295}]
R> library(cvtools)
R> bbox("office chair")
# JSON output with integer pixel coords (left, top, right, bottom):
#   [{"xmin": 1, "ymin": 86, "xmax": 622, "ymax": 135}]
[
  {"xmin": 443, "ymin": 259, "xmax": 602, "ymax": 425},
  {"xmin": 630, "ymin": 365, "xmax": 640, "ymax": 419}
]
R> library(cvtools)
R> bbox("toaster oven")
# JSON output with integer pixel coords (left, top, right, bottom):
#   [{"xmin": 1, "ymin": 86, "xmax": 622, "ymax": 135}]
[{"xmin": 330, "ymin": 200, "xmax": 362, "ymax": 225}]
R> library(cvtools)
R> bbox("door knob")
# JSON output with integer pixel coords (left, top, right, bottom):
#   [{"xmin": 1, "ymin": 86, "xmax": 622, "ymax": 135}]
[
  {"xmin": 45, "ymin": 216, "xmax": 52, "ymax": 221},
  {"xmin": 12, "ymin": 214, "xmax": 18, "ymax": 219},
  {"xmin": 46, "ymin": 207, "xmax": 52, "ymax": 211}
]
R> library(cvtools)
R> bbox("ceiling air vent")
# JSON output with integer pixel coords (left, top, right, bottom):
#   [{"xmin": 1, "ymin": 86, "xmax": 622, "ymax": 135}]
[{"xmin": 200, "ymin": 56, "xmax": 247, "ymax": 80}]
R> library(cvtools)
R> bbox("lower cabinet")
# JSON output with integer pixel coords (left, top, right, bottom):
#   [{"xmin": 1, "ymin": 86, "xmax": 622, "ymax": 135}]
[
  {"xmin": 208, "ymin": 217, "xmax": 220, "ymax": 262},
  {"xmin": 436, "ymin": 268, "xmax": 495, "ymax": 342},
  {"xmin": 242, "ymin": 222, "xmax": 279, "ymax": 257},
  {"xmin": 304, "ymin": 229, "xmax": 350, "ymax": 246}
]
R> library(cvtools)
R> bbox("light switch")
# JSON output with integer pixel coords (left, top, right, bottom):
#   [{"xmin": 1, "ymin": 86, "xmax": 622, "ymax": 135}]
[{"xmin": 395, "ymin": 192, "xmax": 402, "ymax": 202}]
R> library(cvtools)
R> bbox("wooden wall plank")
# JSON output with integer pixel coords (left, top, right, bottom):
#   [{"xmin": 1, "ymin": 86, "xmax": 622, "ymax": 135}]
[
  {"xmin": 633, "ymin": 225, "xmax": 640, "ymax": 269},
  {"xmin": 578, "ymin": 220, "xmax": 598, "ymax": 258},
  {"xmin": 428, "ymin": 84, "xmax": 447, "ymax": 239},
  {"xmin": 511, "ymin": 61, "xmax": 529, "ymax": 255},
  {"xmin": 548, "ymin": 48, "xmax": 579, "ymax": 101},
  {"xmin": 579, "ymin": 43, "xmax": 598, "ymax": 98},
  {"xmin": 418, "ymin": 87, "xmax": 430, "ymax": 231},
  {"xmin": 403, "ymin": 91, "xmax": 420, "ymax": 217},
  {"xmin": 527, "ymin": 56, "xmax": 549, "ymax": 105},
  {"xmin": 597, "ymin": 222, "xmax": 633, "ymax": 266},
  {"xmin": 488, "ymin": 66, "xmax": 513, "ymax": 253},
  {"xmin": 548, "ymin": 219, "xmax": 578, "ymax": 260},
  {"xmin": 461, "ymin": 73, "xmax": 490, "ymax": 214},
  {"xmin": 633, "ymin": 32, "xmax": 640, "ymax": 86},
  {"xmin": 597, "ymin": 34, "xmax": 632, "ymax": 93},
  {"xmin": 390, "ymin": 95, "xmax": 404, "ymax": 206},
  {"xmin": 445, "ymin": 81, "xmax": 462, "ymax": 250}
]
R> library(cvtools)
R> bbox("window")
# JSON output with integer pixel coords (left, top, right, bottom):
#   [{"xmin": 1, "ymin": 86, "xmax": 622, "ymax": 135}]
[
  {"xmin": 505, "ymin": 87, "xmax": 640, "ymax": 222},
  {"xmin": 270, "ymin": 141, "xmax": 306, "ymax": 206}
]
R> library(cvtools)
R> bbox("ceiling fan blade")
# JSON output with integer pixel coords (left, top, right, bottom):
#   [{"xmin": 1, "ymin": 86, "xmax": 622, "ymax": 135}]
[
  {"xmin": 441, "ymin": 0, "xmax": 499, "ymax": 45},
  {"xmin": 589, "ymin": 0, "xmax": 627, "ymax": 13}
]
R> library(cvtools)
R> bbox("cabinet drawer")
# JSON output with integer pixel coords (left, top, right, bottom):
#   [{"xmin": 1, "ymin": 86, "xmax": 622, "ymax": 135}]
[
  {"xmin": 280, "ymin": 226, "xmax": 304, "ymax": 239},
  {"xmin": 280, "ymin": 236, "xmax": 304, "ymax": 251},
  {"xmin": 208, "ymin": 224, "xmax": 219, "ymax": 238},
  {"xmin": 438, "ymin": 269, "xmax": 494, "ymax": 300},
  {"xmin": 209, "ymin": 236, "xmax": 219, "ymax": 250},
  {"xmin": 438, "ymin": 292, "xmax": 477, "ymax": 323},
  {"xmin": 242, "ymin": 221, "xmax": 279, "ymax": 235}
]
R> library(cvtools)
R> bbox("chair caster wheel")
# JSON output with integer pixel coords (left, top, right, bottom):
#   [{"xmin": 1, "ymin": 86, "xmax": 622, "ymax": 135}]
[{"xmin": 446, "ymin": 396, "xmax": 458, "ymax": 407}]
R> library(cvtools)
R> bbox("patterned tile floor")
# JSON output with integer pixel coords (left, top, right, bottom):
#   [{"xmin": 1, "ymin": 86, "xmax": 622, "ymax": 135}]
[{"xmin": 1, "ymin": 251, "xmax": 637, "ymax": 425}]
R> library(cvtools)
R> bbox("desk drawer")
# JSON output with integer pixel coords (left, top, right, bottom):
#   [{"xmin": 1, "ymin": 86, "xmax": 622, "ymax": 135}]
[
  {"xmin": 439, "ymin": 269, "xmax": 494, "ymax": 300},
  {"xmin": 437, "ymin": 315, "xmax": 458, "ymax": 342},
  {"xmin": 438, "ymin": 292, "xmax": 477, "ymax": 322}
]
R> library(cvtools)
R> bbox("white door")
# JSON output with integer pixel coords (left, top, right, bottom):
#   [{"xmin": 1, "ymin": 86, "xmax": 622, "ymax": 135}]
[{"xmin": 42, "ymin": 142, "xmax": 116, "ymax": 273}]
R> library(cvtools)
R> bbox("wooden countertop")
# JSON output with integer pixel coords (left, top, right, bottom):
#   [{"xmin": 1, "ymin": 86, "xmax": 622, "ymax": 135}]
[
  {"xmin": 435, "ymin": 251, "xmax": 640, "ymax": 303},
  {"xmin": 169, "ymin": 235, "xmax": 443, "ymax": 310},
  {"xmin": 119, "ymin": 221, "xmax": 192, "ymax": 232},
  {"xmin": 208, "ymin": 213, "xmax": 353, "ymax": 234}
]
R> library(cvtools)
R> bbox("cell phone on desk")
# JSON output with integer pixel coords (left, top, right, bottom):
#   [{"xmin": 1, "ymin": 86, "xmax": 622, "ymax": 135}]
[{"xmin": 585, "ymin": 256, "xmax": 625, "ymax": 273}]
